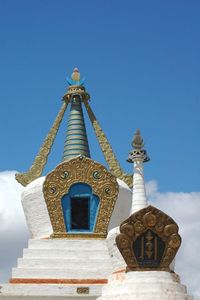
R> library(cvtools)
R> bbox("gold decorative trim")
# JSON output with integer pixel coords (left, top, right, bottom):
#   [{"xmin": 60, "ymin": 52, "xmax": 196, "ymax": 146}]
[
  {"xmin": 52, "ymin": 233, "xmax": 106, "ymax": 239},
  {"xmin": 43, "ymin": 156, "xmax": 119, "ymax": 238},
  {"xmin": 116, "ymin": 205, "xmax": 181, "ymax": 271},
  {"xmin": 15, "ymin": 102, "xmax": 68, "ymax": 186},
  {"xmin": 63, "ymin": 85, "xmax": 90, "ymax": 102},
  {"xmin": 82, "ymin": 98, "xmax": 133, "ymax": 188}
]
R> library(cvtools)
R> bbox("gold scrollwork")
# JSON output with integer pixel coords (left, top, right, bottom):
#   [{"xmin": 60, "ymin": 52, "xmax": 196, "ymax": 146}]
[
  {"xmin": 15, "ymin": 102, "xmax": 68, "ymax": 186},
  {"xmin": 43, "ymin": 156, "xmax": 119, "ymax": 238},
  {"xmin": 116, "ymin": 205, "xmax": 182, "ymax": 271},
  {"xmin": 82, "ymin": 98, "xmax": 133, "ymax": 188}
]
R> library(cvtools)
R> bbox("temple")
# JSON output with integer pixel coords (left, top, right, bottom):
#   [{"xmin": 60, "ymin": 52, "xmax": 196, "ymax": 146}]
[{"xmin": 0, "ymin": 69, "xmax": 193, "ymax": 299}]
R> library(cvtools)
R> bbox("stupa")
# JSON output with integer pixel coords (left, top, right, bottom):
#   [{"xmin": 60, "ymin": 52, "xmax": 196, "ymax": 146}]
[
  {"xmin": 99, "ymin": 130, "xmax": 193, "ymax": 300},
  {"xmin": 0, "ymin": 69, "xmax": 132, "ymax": 299},
  {"xmin": 0, "ymin": 69, "xmax": 192, "ymax": 300}
]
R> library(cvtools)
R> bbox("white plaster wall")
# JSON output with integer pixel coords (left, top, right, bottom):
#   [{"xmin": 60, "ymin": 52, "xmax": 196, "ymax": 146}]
[
  {"xmin": 21, "ymin": 177, "xmax": 132, "ymax": 239},
  {"xmin": 108, "ymin": 179, "xmax": 132, "ymax": 231},
  {"xmin": 11, "ymin": 239, "xmax": 112, "ymax": 280},
  {"xmin": 106, "ymin": 227, "xmax": 126, "ymax": 273},
  {"xmin": 0, "ymin": 283, "xmax": 102, "ymax": 297},
  {"xmin": 98, "ymin": 271, "xmax": 193, "ymax": 300},
  {"xmin": 106, "ymin": 179, "xmax": 132, "ymax": 273},
  {"xmin": 21, "ymin": 177, "xmax": 53, "ymax": 238},
  {"xmin": 0, "ymin": 239, "xmax": 112, "ymax": 299}
]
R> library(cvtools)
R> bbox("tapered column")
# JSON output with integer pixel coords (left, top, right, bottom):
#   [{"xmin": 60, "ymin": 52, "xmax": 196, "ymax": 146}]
[
  {"xmin": 62, "ymin": 95, "xmax": 90, "ymax": 161},
  {"xmin": 127, "ymin": 129, "xmax": 150, "ymax": 214}
]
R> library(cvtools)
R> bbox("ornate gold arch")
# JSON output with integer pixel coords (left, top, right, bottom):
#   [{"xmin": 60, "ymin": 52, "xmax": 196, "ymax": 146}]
[
  {"xmin": 43, "ymin": 156, "xmax": 119, "ymax": 238},
  {"xmin": 116, "ymin": 205, "xmax": 181, "ymax": 271}
]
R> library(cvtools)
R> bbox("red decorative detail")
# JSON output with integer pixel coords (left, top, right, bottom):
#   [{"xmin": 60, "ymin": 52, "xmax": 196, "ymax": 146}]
[
  {"xmin": 9, "ymin": 278, "xmax": 108, "ymax": 284},
  {"xmin": 113, "ymin": 269, "xmax": 126, "ymax": 274}
]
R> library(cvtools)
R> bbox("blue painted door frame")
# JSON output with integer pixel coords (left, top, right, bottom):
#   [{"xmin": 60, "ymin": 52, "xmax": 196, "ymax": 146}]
[{"xmin": 61, "ymin": 182, "xmax": 99, "ymax": 233}]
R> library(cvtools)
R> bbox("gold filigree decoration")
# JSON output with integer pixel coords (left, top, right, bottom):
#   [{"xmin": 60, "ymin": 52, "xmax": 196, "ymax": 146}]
[
  {"xmin": 63, "ymin": 85, "xmax": 90, "ymax": 102},
  {"xmin": 15, "ymin": 102, "xmax": 68, "ymax": 186},
  {"xmin": 82, "ymin": 98, "xmax": 133, "ymax": 188},
  {"xmin": 116, "ymin": 205, "xmax": 181, "ymax": 271},
  {"xmin": 43, "ymin": 156, "xmax": 119, "ymax": 238}
]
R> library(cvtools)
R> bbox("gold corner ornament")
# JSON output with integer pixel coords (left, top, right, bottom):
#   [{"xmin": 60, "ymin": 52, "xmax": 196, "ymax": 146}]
[
  {"xmin": 82, "ymin": 98, "xmax": 133, "ymax": 188},
  {"xmin": 116, "ymin": 205, "xmax": 181, "ymax": 271},
  {"xmin": 15, "ymin": 102, "xmax": 68, "ymax": 186},
  {"xmin": 43, "ymin": 156, "xmax": 119, "ymax": 238}
]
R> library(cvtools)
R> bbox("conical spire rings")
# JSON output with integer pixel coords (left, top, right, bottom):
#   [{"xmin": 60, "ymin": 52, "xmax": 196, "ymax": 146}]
[{"xmin": 15, "ymin": 69, "xmax": 133, "ymax": 188}]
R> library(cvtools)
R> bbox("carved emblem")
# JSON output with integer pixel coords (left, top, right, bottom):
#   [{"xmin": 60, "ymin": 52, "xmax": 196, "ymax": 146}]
[
  {"xmin": 116, "ymin": 205, "xmax": 181, "ymax": 271},
  {"xmin": 43, "ymin": 156, "xmax": 119, "ymax": 238},
  {"xmin": 76, "ymin": 287, "xmax": 89, "ymax": 294}
]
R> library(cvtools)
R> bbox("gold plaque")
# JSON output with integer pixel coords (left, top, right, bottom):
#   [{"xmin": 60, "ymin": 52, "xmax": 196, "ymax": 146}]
[
  {"xmin": 76, "ymin": 287, "xmax": 89, "ymax": 294},
  {"xmin": 116, "ymin": 205, "xmax": 181, "ymax": 271},
  {"xmin": 43, "ymin": 156, "xmax": 119, "ymax": 238}
]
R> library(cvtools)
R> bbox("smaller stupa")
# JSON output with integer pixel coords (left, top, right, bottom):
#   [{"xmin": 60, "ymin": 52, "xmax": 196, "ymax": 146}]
[{"xmin": 99, "ymin": 130, "xmax": 193, "ymax": 300}]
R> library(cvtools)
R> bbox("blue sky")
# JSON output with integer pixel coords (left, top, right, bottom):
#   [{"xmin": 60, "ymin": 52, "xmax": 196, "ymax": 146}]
[{"xmin": 0, "ymin": 0, "xmax": 200, "ymax": 192}]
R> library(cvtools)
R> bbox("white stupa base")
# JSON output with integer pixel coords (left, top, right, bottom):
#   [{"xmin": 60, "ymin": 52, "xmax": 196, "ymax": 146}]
[
  {"xmin": 0, "ymin": 284, "xmax": 101, "ymax": 299},
  {"xmin": 0, "ymin": 238, "xmax": 112, "ymax": 299},
  {"xmin": 106, "ymin": 227, "xmax": 126, "ymax": 273},
  {"xmin": 98, "ymin": 271, "xmax": 193, "ymax": 300}
]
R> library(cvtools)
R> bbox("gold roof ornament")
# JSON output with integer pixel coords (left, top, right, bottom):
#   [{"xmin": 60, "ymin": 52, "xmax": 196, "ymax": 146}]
[
  {"xmin": 71, "ymin": 67, "xmax": 80, "ymax": 82},
  {"xmin": 15, "ymin": 69, "xmax": 132, "ymax": 187},
  {"xmin": 132, "ymin": 128, "xmax": 144, "ymax": 149},
  {"xmin": 127, "ymin": 128, "xmax": 150, "ymax": 164}
]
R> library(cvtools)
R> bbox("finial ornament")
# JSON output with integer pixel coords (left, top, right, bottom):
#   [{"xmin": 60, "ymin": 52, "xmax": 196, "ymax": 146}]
[
  {"xmin": 132, "ymin": 129, "xmax": 144, "ymax": 149},
  {"xmin": 127, "ymin": 129, "xmax": 150, "ymax": 163},
  {"xmin": 66, "ymin": 67, "xmax": 85, "ymax": 86}
]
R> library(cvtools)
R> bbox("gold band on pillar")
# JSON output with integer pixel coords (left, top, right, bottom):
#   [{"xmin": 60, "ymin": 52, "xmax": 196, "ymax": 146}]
[
  {"xmin": 15, "ymin": 101, "xmax": 68, "ymax": 186},
  {"xmin": 82, "ymin": 98, "xmax": 133, "ymax": 188}
]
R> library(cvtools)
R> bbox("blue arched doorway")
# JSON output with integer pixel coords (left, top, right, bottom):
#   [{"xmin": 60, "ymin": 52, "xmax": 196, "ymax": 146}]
[{"xmin": 61, "ymin": 183, "xmax": 100, "ymax": 233}]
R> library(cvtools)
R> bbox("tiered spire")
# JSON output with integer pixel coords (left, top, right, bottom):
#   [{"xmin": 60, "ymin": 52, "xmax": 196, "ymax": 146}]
[
  {"xmin": 62, "ymin": 96, "xmax": 90, "ymax": 160},
  {"xmin": 62, "ymin": 68, "xmax": 90, "ymax": 161},
  {"xmin": 127, "ymin": 129, "xmax": 150, "ymax": 213},
  {"xmin": 15, "ymin": 68, "xmax": 133, "ymax": 187}
]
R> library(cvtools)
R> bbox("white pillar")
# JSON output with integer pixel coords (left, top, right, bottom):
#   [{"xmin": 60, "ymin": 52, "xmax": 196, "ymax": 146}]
[{"xmin": 131, "ymin": 158, "xmax": 148, "ymax": 214}]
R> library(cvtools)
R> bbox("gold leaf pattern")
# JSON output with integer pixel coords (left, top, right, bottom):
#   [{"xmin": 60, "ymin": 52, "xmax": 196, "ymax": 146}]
[
  {"xmin": 43, "ymin": 156, "xmax": 119, "ymax": 238},
  {"xmin": 116, "ymin": 205, "xmax": 182, "ymax": 271}
]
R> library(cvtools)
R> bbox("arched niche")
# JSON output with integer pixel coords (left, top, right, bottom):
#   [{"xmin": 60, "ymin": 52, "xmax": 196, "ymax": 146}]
[
  {"xmin": 43, "ymin": 156, "xmax": 119, "ymax": 238},
  {"xmin": 61, "ymin": 182, "xmax": 100, "ymax": 233}
]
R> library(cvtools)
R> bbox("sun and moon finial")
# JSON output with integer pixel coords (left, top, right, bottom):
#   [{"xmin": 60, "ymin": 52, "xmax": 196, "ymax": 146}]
[
  {"xmin": 127, "ymin": 129, "xmax": 150, "ymax": 163},
  {"xmin": 67, "ymin": 67, "xmax": 85, "ymax": 86}
]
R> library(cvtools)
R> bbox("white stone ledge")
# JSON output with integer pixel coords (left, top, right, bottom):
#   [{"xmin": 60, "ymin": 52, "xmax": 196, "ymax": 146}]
[
  {"xmin": 0, "ymin": 283, "xmax": 102, "ymax": 297},
  {"xmin": 23, "ymin": 249, "xmax": 109, "ymax": 259},
  {"xmin": 98, "ymin": 294, "xmax": 193, "ymax": 300},
  {"xmin": 12, "ymin": 268, "xmax": 111, "ymax": 279},
  {"xmin": 102, "ymin": 282, "xmax": 187, "ymax": 294},
  {"xmin": 28, "ymin": 239, "xmax": 108, "ymax": 250},
  {"xmin": 17, "ymin": 258, "xmax": 111, "ymax": 269},
  {"xmin": 98, "ymin": 272, "xmax": 193, "ymax": 300},
  {"xmin": 0, "ymin": 296, "xmax": 97, "ymax": 300}
]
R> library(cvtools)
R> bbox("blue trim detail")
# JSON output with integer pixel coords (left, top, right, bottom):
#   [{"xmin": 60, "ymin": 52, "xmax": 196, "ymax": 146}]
[
  {"xmin": 66, "ymin": 133, "xmax": 88, "ymax": 137},
  {"xmin": 61, "ymin": 183, "xmax": 99, "ymax": 233},
  {"xmin": 63, "ymin": 149, "xmax": 90, "ymax": 153},
  {"xmin": 65, "ymin": 139, "xmax": 88, "ymax": 143},
  {"xmin": 67, "ymin": 128, "xmax": 87, "ymax": 131},
  {"xmin": 67, "ymin": 124, "xmax": 86, "ymax": 128}
]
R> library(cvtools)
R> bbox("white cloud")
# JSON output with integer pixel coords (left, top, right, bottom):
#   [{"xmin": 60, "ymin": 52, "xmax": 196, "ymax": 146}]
[
  {"xmin": 0, "ymin": 171, "xmax": 29, "ymax": 282},
  {"xmin": 0, "ymin": 172, "xmax": 199, "ymax": 299},
  {"xmin": 146, "ymin": 180, "xmax": 200, "ymax": 300}
]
